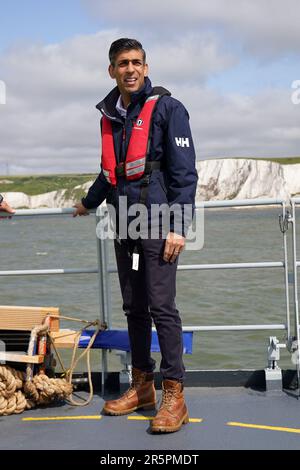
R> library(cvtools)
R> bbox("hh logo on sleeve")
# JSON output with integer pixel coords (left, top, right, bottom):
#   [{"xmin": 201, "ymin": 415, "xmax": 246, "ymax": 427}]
[{"xmin": 175, "ymin": 137, "xmax": 190, "ymax": 148}]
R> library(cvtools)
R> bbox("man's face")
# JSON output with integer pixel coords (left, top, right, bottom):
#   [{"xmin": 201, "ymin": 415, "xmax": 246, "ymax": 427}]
[{"xmin": 109, "ymin": 49, "xmax": 148, "ymax": 99}]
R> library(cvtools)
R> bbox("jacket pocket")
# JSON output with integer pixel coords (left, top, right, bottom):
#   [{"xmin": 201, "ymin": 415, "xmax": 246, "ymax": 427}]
[
  {"xmin": 157, "ymin": 172, "xmax": 168, "ymax": 195},
  {"xmin": 146, "ymin": 171, "xmax": 168, "ymax": 206}
]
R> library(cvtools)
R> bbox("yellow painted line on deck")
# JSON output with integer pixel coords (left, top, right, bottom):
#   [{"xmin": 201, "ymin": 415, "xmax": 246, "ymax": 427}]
[
  {"xmin": 127, "ymin": 416, "xmax": 203, "ymax": 423},
  {"xmin": 127, "ymin": 416, "xmax": 155, "ymax": 421},
  {"xmin": 22, "ymin": 415, "xmax": 102, "ymax": 422},
  {"xmin": 228, "ymin": 421, "xmax": 300, "ymax": 434}
]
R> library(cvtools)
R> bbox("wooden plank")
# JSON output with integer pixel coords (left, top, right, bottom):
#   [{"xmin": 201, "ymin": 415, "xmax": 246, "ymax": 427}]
[
  {"xmin": 50, "ymin": 329, "xmax": 78, "ymax": 349},
  {"xmin": 0, "ymin": 352, "xmax": 44, "ymax": 364},
  {"xmin": 0, "ymin": 306, "xmax": 60, "ymax": 332}
]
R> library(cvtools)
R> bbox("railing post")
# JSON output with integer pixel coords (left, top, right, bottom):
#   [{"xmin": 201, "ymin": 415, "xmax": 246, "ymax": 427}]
[
  {"xmin": 290, "ymin": 200, "xmax": 300, "ymax": 393},
  {"xmin": 95, "ymin": 207, "xmax": 112, "ymax": 394},
  {"xmin": 281, "ymin": 202, "xmax": 291, "ymax": 340}
]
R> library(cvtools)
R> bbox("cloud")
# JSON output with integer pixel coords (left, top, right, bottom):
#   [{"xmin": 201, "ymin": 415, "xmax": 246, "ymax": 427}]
[
  {"xmin": 0, "ymin": 21, "xmax": 299, "ymax": 175},
  {"xmin": 0, "ymin": 30, "xmax": 116, "ymax": 174},
  {"xmin": 0, "ymin": 29, "xmax": 239, "ymax": 174},
  {"xmin": 148, "ymin": 33, "xmax": 236, "ymax": 86},
  {"xmin": 0, "ymin": 31, "xmax": 115, "ymax": 109},
  {"xmin": 82, "ymin": 0, "xmax": 300, "ymax": 60},
  {"xmin": 174, "ymin": 85, "xmax": 300, "ymax": 158}
]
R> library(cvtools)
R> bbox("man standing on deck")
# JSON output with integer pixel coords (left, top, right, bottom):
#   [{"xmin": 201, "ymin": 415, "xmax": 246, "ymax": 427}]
[{"xmin": 73, "ymin": 38, "xmax": 198, "ymax": 433}]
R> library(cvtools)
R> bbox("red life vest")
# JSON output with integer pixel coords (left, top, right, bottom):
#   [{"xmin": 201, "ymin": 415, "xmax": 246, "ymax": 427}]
[{"xmin": 101, "ymin": 94, "xmax": 160, "ymax": 187}]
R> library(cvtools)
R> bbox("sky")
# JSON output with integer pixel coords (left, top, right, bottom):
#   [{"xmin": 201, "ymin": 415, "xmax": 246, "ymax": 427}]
[{"xmin": 0, "ymin": 0, "xmax": 299, "ymax": 175}]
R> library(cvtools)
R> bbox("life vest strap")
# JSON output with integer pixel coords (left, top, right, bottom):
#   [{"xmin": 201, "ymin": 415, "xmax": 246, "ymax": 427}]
[{"xmin": 115, "ymin": 161, "xmax": 161, "ymax": 177}]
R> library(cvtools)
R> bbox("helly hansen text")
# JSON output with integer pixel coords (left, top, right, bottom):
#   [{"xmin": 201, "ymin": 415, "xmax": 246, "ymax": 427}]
[{"xmin": 175, "ymin": 137, "xmax": 190, "ymax": 147}]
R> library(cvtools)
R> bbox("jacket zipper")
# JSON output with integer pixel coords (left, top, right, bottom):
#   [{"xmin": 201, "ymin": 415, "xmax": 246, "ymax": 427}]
[{"xmin": 121, "ymin": 124, "xmax": 126, "ymax": 163}]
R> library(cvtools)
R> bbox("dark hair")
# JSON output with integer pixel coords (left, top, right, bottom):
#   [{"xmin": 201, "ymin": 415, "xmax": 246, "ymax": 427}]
[{"xmin": 109, "ymin": 38, "xmax": 146, "ymax": 66}]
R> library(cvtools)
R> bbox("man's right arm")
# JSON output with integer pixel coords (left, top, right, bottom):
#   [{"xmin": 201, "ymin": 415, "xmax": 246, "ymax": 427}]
[{"xmin": 73, "ymin": 170, "xmax": 110, "ymax": 217}]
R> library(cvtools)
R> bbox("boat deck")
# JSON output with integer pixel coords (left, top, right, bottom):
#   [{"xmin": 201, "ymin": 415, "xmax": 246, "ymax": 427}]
[{"xmin": 1, "ymin": 385, "xmax": 300, "ymax": 450}]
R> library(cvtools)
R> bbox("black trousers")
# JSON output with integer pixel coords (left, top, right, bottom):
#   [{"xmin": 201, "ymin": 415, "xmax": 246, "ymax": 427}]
[{"xmin": 114, "ymin": 237, "xmax": 185, "ymax": 381}]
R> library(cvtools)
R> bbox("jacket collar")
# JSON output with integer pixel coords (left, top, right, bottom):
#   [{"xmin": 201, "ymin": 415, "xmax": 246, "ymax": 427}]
[{"xmin": 96, "ymin": 77, "xmax": 153, "ymax": 121}]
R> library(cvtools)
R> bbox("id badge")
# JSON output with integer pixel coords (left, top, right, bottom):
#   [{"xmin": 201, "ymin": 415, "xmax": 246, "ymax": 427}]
[{"xmin": 132, "ymin": 253, "xmax": 139, "ymax": 271}]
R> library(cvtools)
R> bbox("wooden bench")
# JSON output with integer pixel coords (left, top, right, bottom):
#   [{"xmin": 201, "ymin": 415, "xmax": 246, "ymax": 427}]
[{"xmin": 0, "ymin": 305, "xmax": 60, "ymax": 364}]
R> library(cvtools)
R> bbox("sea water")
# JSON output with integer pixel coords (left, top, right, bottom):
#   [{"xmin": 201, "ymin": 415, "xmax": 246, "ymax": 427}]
[{"xmin": 1, "ymin": 207, "xmax": 299, "ymax": 372}]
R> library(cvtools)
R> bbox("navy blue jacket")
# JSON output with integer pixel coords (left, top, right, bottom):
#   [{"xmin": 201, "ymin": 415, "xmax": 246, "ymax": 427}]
[{"xmin": 82, "ymin": 77, "xmax": 198, "ymax": 236}]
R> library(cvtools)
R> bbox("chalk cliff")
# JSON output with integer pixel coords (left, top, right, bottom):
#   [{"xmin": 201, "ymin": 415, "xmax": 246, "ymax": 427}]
[
  {"xmin": 196, "ymin": 159, "xmax": 294, "ymax": 201},
  {"xmin": 2, "ymin": 159, "xmax": 300, "ymax": 209}
]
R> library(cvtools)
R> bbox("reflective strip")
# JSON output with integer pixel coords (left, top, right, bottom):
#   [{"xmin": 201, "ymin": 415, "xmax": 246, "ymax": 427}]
[
  {"xmin": 126, "ymin": 157, "xmax": 146, "ymax": 170},
  {"xmin": 126, "ymin": 163, "xmax": 145, "ymax": 176},
  {"xmin": 146, "ymin": 94, "xmax": 159, "ymax": 103}
]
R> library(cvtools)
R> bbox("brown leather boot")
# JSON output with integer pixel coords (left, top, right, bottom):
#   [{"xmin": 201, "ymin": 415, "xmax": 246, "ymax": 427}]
[
  {"xmin": 102, "ymin": 367, "xmax": 156, "ymax": 416},
  {"xmin": 151, "ymin": 379, "xmax": 189, "ymax": 433}
]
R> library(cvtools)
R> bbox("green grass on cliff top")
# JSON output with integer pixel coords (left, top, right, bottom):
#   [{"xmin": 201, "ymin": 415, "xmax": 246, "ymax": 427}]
[
  {"xmin": 0, "ymin": 173, "xmax": 97, "ymax": 196},
  {"xmin": 236, "ymin": 156, "xmax": 300, "ymax": 165},
  {"xmin": 211, "ymin": 156, "xmax": 300, "ymax": 165}
]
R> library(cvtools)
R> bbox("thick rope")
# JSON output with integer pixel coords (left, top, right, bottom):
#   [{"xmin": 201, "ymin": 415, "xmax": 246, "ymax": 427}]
[
  {"xmin": 0, "ymin": 365, "xmax": 73, "ymax": 416},
  {"xmin": 25, "ymin": 323, "xmax": 49, "ymax": 382},
  {"xmin": 0, "ymin": 315, "xmax": 106, "ymax": 415},
  {"xmin": 0, "ymin": 321, "xmax": 72, "ymax": 416}
]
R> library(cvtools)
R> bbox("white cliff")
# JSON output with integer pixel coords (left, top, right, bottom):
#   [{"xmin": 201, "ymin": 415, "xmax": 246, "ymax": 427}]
[
  {"xmin": 282, "ymin": 163, "xmax": 300, "ymax": 197},
  {"xmin": 196, "ymin": 159, "xmax": 292, "ymax": 201},
  {"xmin": 2, "ymin": 182, "xmax": 94, "ymax": 209},
  {"xmin": 2, "ymin": 159, "xmax": 300, "ymax": 209}
]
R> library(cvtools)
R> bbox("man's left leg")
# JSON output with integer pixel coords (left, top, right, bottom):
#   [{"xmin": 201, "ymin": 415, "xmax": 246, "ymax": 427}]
[
  {"xmin": 141, "ymin": 237, "xmax": 189, "ymax": 433},
  {"xmin": 102, "ymin": 239, "xmax": 156, "ymax": 415}
]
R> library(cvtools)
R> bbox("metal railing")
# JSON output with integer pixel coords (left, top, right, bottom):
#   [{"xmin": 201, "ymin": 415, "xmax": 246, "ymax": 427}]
[
  {"xmin": 0, "ymin": 197, "xmax": 299, "ymax": 390},
  {"xmin": 289, "ymin": 198, "xmax": 300, "ymax": 389}
]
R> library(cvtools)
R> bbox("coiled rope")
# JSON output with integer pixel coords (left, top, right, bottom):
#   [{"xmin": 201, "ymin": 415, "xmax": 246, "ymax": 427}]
[
  {"xmin": 0, "ymin": 315, "xmax": 106, "ymax": 415},
  {"xmin": 0, "ymin": 365, "xmax": 73, "ymax": 416}
]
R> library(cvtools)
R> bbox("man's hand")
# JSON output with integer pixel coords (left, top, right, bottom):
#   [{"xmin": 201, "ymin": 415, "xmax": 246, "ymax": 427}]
[
  {"xmin": 163, "ymin": 232, "xmax": 185, "ymax": 263},
  {"xmin": 0, "ymin": 200, "xmax": 15, "ymax": 214},
  {"xmin": 73, "ymin": 202, "xmax": 89, "ymax": 217}
]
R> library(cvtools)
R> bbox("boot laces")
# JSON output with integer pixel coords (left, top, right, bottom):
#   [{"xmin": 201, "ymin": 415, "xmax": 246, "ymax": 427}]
[
  {"xmin": 125, "ymin": 373, "xmax": 146, "ymax": 396},
  {"xmin": 162, "ymin": 388, "xmax": 175, "ymax": 409}
]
